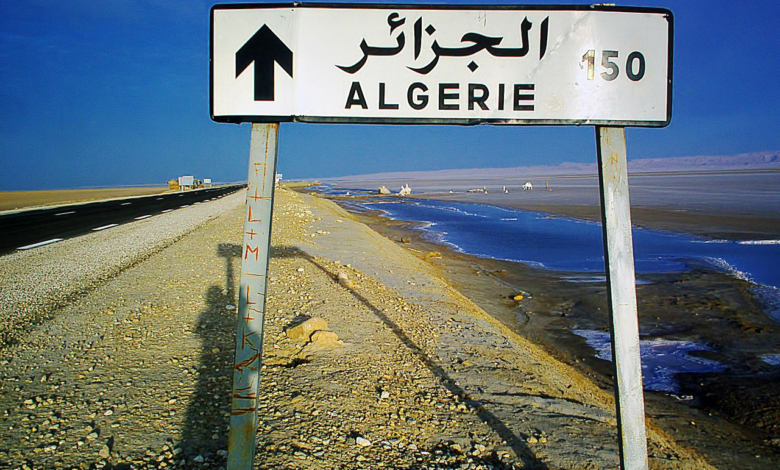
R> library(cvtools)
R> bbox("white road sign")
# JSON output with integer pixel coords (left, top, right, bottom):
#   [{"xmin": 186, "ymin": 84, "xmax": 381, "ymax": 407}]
[{"xmin": 211, "ymin": 4, "xmax": 673, "ymax": 126}]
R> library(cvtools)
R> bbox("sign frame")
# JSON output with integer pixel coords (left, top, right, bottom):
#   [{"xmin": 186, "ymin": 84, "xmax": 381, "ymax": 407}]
[
  {"xmin": 214, "ymin": 3, "xmax": 675, "ymax": 469},
  {"xmin": 210, "ymin": 2, "xmax": 674, "ymax": 127}
]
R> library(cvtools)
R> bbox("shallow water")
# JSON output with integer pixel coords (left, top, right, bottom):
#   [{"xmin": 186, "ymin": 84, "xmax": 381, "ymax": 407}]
[
  {"xmin": 763, "ymin": 354, "xmax": 780, "ymax": 366},
  {"xmin": 359, "ymin": 198, "xmax": 780, "ymax": 291},
  {"xmin": 573, "ymin": 329, "xmax": 727, "ymax": 394}
]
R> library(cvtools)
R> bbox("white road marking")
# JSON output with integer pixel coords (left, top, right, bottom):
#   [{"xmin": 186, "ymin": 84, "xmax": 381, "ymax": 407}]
[
  {"xmin": 92, "ymin": 224, "xmax": 118, "ymax": 231},
  {"xmin": 55, "ymin": 211, "xmax": 76, "ymax": 216},
  {"xmin": 156, "ymin": 197, "xmax": 164, "ymax": 200},
  {"xmin": 162, "ymin": 209, "xmax": 174, "ymax": 213},
  {"xmin": 180, "ymin": 205, "xmax": 190, "ymax": 208},
  {"xmin": 134, "ymin": 214, "xmax": 152, "ymax": 220},
  {"xmin": 18, "ymin": 238, "xmax": 64, "ymax": 250},
  {"xmin": 121, "ymin": 202, "xmax": 132, "ymax": 206}
]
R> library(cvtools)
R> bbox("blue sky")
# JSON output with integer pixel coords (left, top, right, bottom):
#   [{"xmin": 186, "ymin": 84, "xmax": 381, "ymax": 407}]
[{"xmin": 1, "ymin": 0, "xmax": 778, "ymax": 190}]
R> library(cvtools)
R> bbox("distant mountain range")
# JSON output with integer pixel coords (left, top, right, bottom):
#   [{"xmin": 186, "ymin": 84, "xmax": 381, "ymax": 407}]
[{"xmin": 325, "ymin": 151, "xmax": 779, "ymax": 182}]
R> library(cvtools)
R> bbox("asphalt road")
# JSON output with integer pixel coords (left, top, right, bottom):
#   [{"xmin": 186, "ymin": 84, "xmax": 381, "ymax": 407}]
[{"xmin": 0, "ymin": 185, "xmax": 245, "ymax": 255}]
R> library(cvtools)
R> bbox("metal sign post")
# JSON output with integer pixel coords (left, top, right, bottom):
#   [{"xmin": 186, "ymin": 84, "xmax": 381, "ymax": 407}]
[
  {"xmin": 227, "ymin": 123, "xmax": 279, "ymax": 469},
  {"xmin": 596, "ymin": 126, "xmax": 648, "ymax": 469}
]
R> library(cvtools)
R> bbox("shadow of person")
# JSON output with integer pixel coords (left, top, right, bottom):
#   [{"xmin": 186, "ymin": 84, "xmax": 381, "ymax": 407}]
[
  {"xmin": 177, "ymin": 244, "xmax": 241, "ymax": 461},
  {"xmin": 177, "ymin": 242, "xmax": 547, "ymax": 468}
]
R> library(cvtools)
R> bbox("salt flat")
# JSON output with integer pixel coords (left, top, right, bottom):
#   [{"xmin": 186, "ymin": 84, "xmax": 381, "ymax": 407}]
[{"xmin": 333, "ymin": 170, "xmax": 780, "ymax": 239}]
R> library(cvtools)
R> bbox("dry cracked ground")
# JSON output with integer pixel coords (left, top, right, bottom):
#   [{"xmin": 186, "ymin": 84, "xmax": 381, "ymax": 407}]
[{"xmin": 0, "ymin": 188, "xmax": 715, "ymax": 469}]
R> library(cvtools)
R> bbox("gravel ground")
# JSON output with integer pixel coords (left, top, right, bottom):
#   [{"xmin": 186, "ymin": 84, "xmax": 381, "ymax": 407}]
[
  {"xmin": 0, "ymin": 192, "xmax": 243, "ymax": 347},
  {"xmin": 0, "ymin": 188, "xmax": 715, "ymax": 469}
]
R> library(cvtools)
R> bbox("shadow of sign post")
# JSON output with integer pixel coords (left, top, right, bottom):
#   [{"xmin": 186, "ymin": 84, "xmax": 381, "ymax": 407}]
[{"xmin": 211, "ymin": 4, "xmax": 673, "ymax": 469}]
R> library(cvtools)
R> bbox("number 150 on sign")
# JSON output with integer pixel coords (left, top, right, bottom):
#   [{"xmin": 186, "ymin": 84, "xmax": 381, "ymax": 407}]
[{"xmin": 583, "ymin": 49, "xmax": 646, "ymax": 82}]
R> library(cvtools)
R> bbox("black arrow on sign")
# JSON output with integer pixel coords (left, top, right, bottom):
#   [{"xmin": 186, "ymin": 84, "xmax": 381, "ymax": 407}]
[{"xmin": 235, "ymin": 25, "xmax": 293, "ymax": 101}]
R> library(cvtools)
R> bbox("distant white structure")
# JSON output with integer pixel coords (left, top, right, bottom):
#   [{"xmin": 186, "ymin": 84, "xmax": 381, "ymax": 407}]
[
  {"xmin": 398, "ymin": 184, "xmax": 412, "ymax": 196},
  {"xmin": 523, "ymin": 182, "xmax": 533, "ymax": 191},
  {"xmin": 503, "ymin": 185, "xmax": 509, "ymax": 193},
  {"xmin": 275, "ymin": 173, "xmax": 283, "ymax": 186},
  {"xmin": 203, "ymin": 178, "xmax": 213, "ymax": 187},
  {"xmin": 178, "ymin": 175, "xmax": 195, "ymax": 190},
  {"xmin": 378, "ymin": 185, "xmax": 391, "ymax": 195}
]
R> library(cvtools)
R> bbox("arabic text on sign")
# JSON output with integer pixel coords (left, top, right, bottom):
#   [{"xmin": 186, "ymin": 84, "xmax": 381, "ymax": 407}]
[{"xmin": 338, "ymin": 13, "xmax": 550, "ymax": 75}]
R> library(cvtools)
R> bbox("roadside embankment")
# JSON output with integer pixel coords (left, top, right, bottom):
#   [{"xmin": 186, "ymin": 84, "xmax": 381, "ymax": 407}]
[
  {"xmin": 311, "ymin": 186, "xmax": 780, "ymax": 469},
  {"xmin": 0, "ymin": 187, "xmax": 713, "ymax": 468}
]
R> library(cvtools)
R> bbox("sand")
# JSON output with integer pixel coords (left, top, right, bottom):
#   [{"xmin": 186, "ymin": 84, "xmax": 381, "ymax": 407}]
[
  {"xmin": 281, "ymin": 188, "xmax": 721, "ymax": 469},
  {"xmin": 0, "ymin": 186, "xmax": 723, "ymax": 468}
]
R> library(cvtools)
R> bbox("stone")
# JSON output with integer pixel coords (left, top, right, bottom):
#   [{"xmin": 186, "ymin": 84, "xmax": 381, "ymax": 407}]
[
  {"xmin": 311, "ymin": 330, "xmax": 340, "ymax": 345},
  {"xmin": 98, "ymin": 445, "xmax": 110, "ymax": 459},
  {"xmin": 356, "ymin": 436, "xmax": 372, "ymax": 447},
  {"xmin": 301, "ymin": 330, "xmax": 343, "ymax": 354},
  {"xmin": 336, "ymin": 271, "xmax": 352, "ymax": 288},
  {"xmin": 286, "ymin": 318, "xmax": 328, "ymax": 342}
]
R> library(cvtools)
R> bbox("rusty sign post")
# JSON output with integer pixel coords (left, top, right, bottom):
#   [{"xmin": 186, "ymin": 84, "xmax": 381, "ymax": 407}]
[
  {"xmin": 227, "ymin": 123, "xmax": 279, "ymax": 468},
  {"xmin": 211, "ymin": 4, "xmax": 672, "ymax": 469},
  {"xmin": 597, "ymin": 126, "xmax": 648, "ymax": 469}
]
